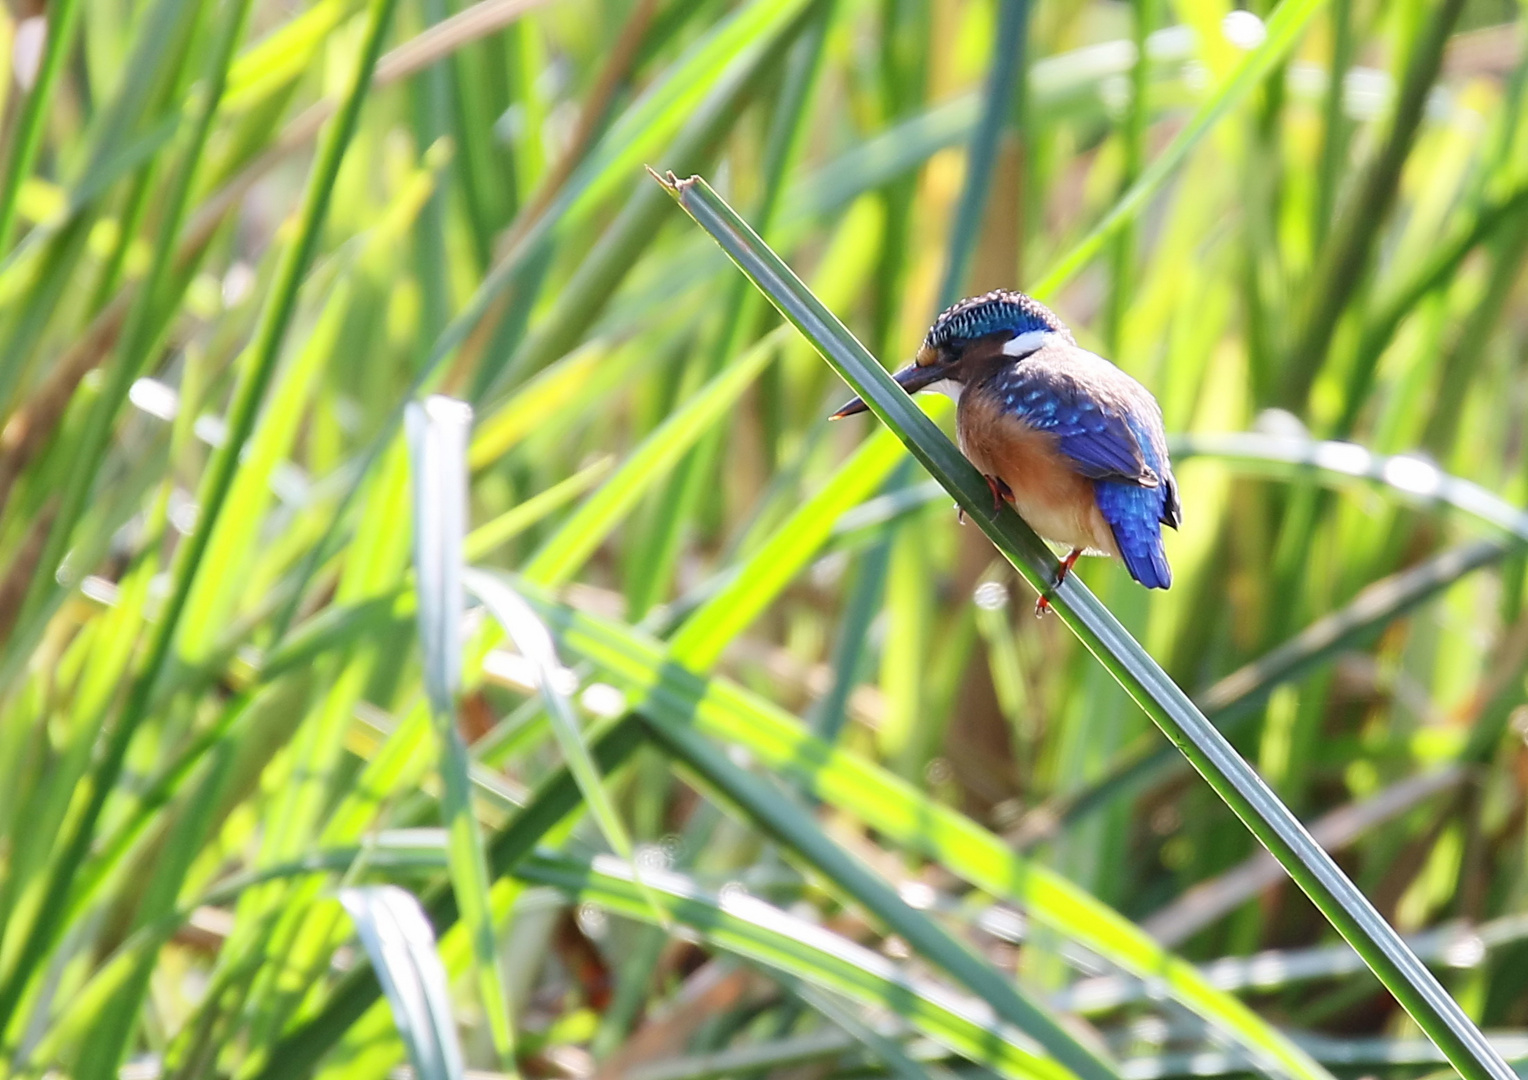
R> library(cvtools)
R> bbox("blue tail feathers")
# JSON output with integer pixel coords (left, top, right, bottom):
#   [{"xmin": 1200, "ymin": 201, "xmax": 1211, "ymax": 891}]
[{"xmin": 1094, "ymin": 479, "xmax": 1172, "ymax": 589}]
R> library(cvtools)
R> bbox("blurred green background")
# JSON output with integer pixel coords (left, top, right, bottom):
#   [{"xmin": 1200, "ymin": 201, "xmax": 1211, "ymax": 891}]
[{"xmin": 0, "ymin": 0, "xmax": 1527, "ymax": 1075}]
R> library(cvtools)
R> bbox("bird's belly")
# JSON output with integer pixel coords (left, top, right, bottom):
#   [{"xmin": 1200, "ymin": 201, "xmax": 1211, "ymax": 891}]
[{"xmin": 958, "ymin": 412, "xmax": 1119, "ymax": 558}]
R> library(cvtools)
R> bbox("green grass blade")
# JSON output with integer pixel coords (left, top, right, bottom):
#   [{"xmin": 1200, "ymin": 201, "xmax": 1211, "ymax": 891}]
[
  {"xmin": 250, "ymin": 716, "xmax": 651, "ymax": 1078},
  {"xmin": 525, "ymin": 586, "xmax": 1333, "ymax": 1080},
  {"xmin": 463, "ymin": 568, "xmax": 662, "ymax": 929},
  {"xmin": 657, "ymin": 170, "xmax": 1515, "ymax": 1080},
  {"xmin": 339, "ymin": 885, "xmax": 466, "ymax": 1080},
  {"xmin": 515, "ymin": 852, "xmax": 1081, "ymax": 1080},
  {"xmin": 1029, "ymin": 0, "xmax": 1325, "ymax": 299},
  {"xmin": 520, "ymin": 328, "xmax": 782, "ymax": 586},
  {"xmin": 938, "ymin": 0, "xmax": 1028, "ymax": 306},
  {"xmin": 407, "ymin": 396, "xmax": 518, "ymax": 1072},
  {"xmin": 637, "ymin": 707, "xmax": 1122, "ymax": 1080},
  {"xmin": 0, "ymin": 0, "xmax": 84, "ymax": 256},
  {"xmin": 0, "ymin": 0, "xmax": 399, "ymax": 1030}
]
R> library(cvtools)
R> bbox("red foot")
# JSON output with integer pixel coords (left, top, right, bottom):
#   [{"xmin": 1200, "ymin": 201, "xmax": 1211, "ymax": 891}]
[
  {"xmin": 1034, "ymin": 548, "xmax": 1083, "ymax": 618},
  {"xmin": 959, "ymin": 475, "xmax": 1015, "ymax": 525},
  {"xmin": 985, "ymin": 473, "xmax": 1015, "ymax": 511}
]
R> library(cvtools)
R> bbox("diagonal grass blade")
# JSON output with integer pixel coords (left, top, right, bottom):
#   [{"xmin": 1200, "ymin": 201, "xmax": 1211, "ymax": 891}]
[{"xmin": 655, "ymin": 169, "xmax": 1516, "ymax": 1080}]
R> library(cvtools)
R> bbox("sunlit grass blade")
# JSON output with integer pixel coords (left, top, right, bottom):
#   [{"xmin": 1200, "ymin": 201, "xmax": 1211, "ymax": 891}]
[
  {"xmin": 464, "ymin": 457, "xmax": 613, "ymax": 562},
  {"xmin": 463, "ymin": 568, "xmax": 661, "ymax": 930},
  {"xmin": 938, "ymin": 0, "xmax": 1028, "ymax": 306},
  {"xmin": 1049, "ymin": 539, "xmax": 1509, "ymax": 838},
  {"xmin": 1279, "ymin": 0, "xmax": 1467, "ymax": 408},
  {"xmin": 520, "ymin": 328, "xmax": 783, "ymax": 586},
  {"xmin": 635, "ymin": 699, "xmax": 1121, "ymax": 1080},
  {"xmin": 523, "ymin": 584, "xmax": 1333, "ymax": 1080},
  {"xmin": 657, "ymin": 169, "xmax": 1515, "ymax": 1080},
  {"xmin": 1029, "ymin": 0, "xmax": 1327, "ymax": 298},
  {"xmin": 0, "ymin": 0, "xmax": 84, "ymax": 256},
  {"xmin": 253, "ymin": 717, "xmax": 651, "ymax": 1078},
  {"xmin": 667, "ymin": 429, "xmax": 905, "ymax": 667},
  {"xmin": 515, "ymin": 852, "xmax": 1083, "ymax": 1080},
  {"xmin": 1174, "ymin": 432, "xmax": 1528, "ymax": 540},
  {"xmin": 407, "ymin": 396, "xmax": 517, "ymax": 1072},
  {"xmin": 339, "ymin": 885, "xmax": 466, "ymax": 1080}
]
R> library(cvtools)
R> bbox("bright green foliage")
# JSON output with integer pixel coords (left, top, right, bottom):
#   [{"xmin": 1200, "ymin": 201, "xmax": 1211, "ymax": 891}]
[{"xmin": 0, "ymin": 0, "xmax": 1525, "ymax": 1077}]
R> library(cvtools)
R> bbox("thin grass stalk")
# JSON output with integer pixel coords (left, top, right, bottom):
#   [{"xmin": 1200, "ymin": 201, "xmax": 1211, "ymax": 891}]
[
  {"xmin": 407, "ymin": 397, "xmax": 517, "ymax": 1073},
  {"xmin": 0, "ymin": 0, "xmax": 85, "ymax": 256},
  {"xmin": 625, "ymin": 0, "xmax": 832, "ymax": 620},
  {"xmin": 413, "ymin": 0, "xmax": 454, "ymax": 353},
  {"xmin": 252, "ymin": 716, "xmax": 650, "ymax": 1079},
  {"xmin": 1310, "ymin": 0, "xmax": 1354, "ymax": 251},
  {"xmin": 1278, "ymin": 0, "xmax": 1467, "ymax": 408},
  {"xmin": 1044, "ymin": 539, "xmax": 1510, "ymax": 840},
  {"xmin": 658, "ymin": 170, "xmax": 1515, "ymax": 1080},
  {"xmin": 1, "ymin": 0, "xmax": 251, "ymax": 675},
  {"xmin": 0, "ymin": 0, "xmax": 399, "ymax": 1029},
  {"xmin": 1333, "ymin": 185, "xmax": 1528, "ymax": 438},
  {"xmin": 938, "ymin": 0, "xmax": 1028, "ymax": 308},
  {"xmin": 1029, "ymin": 0, "xmax": 1326, "ymax": 299},
  {"xmin": 266, "ymin": 1, "xmax": 810, "ymax": 644},
  {"xmin": 636, "ymin": 712, "xmax": 1121, "ymax": 1080},
  {"xmin": 459, "ymin": 0, "xmax": 660, "ymax": 397},
  {"xmin": 1103, "ymin": 0, "xmax": 1153, "ymax": 353}
]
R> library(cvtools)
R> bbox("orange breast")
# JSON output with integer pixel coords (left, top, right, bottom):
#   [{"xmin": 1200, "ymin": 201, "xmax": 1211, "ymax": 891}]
[{"xmin": 957, "ymin": 393, "xmax": 1119, "ymax": 558}]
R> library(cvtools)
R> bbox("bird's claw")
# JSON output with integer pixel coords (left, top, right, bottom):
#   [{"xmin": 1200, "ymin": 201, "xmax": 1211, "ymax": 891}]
[
  {"xmin": 956, "ymin": 476, "xmax": 1013, "ymax": 525},
  {"xmin": 1034, "ymin": 549, "xmax": 1083, "ymax": 618}
]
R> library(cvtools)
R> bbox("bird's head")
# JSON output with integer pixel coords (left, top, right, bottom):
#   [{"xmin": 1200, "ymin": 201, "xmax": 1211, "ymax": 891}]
[{"xmin": 830, "ymin": 290, "xmax": 1071, "ymax": 419}]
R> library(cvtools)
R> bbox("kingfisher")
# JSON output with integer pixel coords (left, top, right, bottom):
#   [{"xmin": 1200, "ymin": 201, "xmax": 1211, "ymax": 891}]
[{"xmin": 831, "ymin": 290, "xmax": 1180, "ymax": 614}]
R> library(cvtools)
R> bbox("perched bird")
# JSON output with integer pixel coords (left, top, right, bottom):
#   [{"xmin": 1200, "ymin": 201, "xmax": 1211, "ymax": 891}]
[{"xmin": 831, "ymin": 290, "xmax": 1180, "ymax": 614}]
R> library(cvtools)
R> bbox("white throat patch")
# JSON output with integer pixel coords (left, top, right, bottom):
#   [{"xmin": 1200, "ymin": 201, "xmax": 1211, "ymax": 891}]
[
  {"xmin": 924, "ymin": 378, "xmax": 962, "ymax": 402},
  {"xmin": 1000, "ymin": 329, "xmax": 1057, "ymax": 358}
]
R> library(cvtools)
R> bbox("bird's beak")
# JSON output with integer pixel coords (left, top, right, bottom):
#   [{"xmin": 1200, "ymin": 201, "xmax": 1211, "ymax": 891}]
[{"xmin": 829, "ymin": 361, "xmax": 948, "ymax": 420}]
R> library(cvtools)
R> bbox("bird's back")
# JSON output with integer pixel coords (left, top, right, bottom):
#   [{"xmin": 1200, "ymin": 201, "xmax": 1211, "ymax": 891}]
[{"xmin": 962, "ymin": 345, "xmax": 1179, "ymax": 588}]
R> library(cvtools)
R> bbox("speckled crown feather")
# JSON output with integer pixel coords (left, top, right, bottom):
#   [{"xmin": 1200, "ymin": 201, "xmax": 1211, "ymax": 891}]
[{"xmin": 922, "ymin": 289, "xmax": 1069, "ymax": 350}]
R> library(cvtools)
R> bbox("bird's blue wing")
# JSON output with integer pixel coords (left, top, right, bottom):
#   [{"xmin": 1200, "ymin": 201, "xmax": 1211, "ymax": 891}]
[
  {"xmin": 989, "ymin": 360, "xmax": 1178, "ymax": 589},
  {"xmin": 990, "ymin": 366, "xmax": 1157, "ymax": 485}
]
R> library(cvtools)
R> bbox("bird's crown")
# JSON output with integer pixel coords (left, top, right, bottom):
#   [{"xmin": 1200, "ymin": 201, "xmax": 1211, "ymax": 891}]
[{"xmin": 922, "ymin": 289, "xmax": 1068, "ymax": 352}]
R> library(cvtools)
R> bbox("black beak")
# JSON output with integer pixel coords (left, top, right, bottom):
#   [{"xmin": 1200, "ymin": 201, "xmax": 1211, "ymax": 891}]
[{"xmin": 829, "ymin": 361, "xmax": 949, "ymax": 420}]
